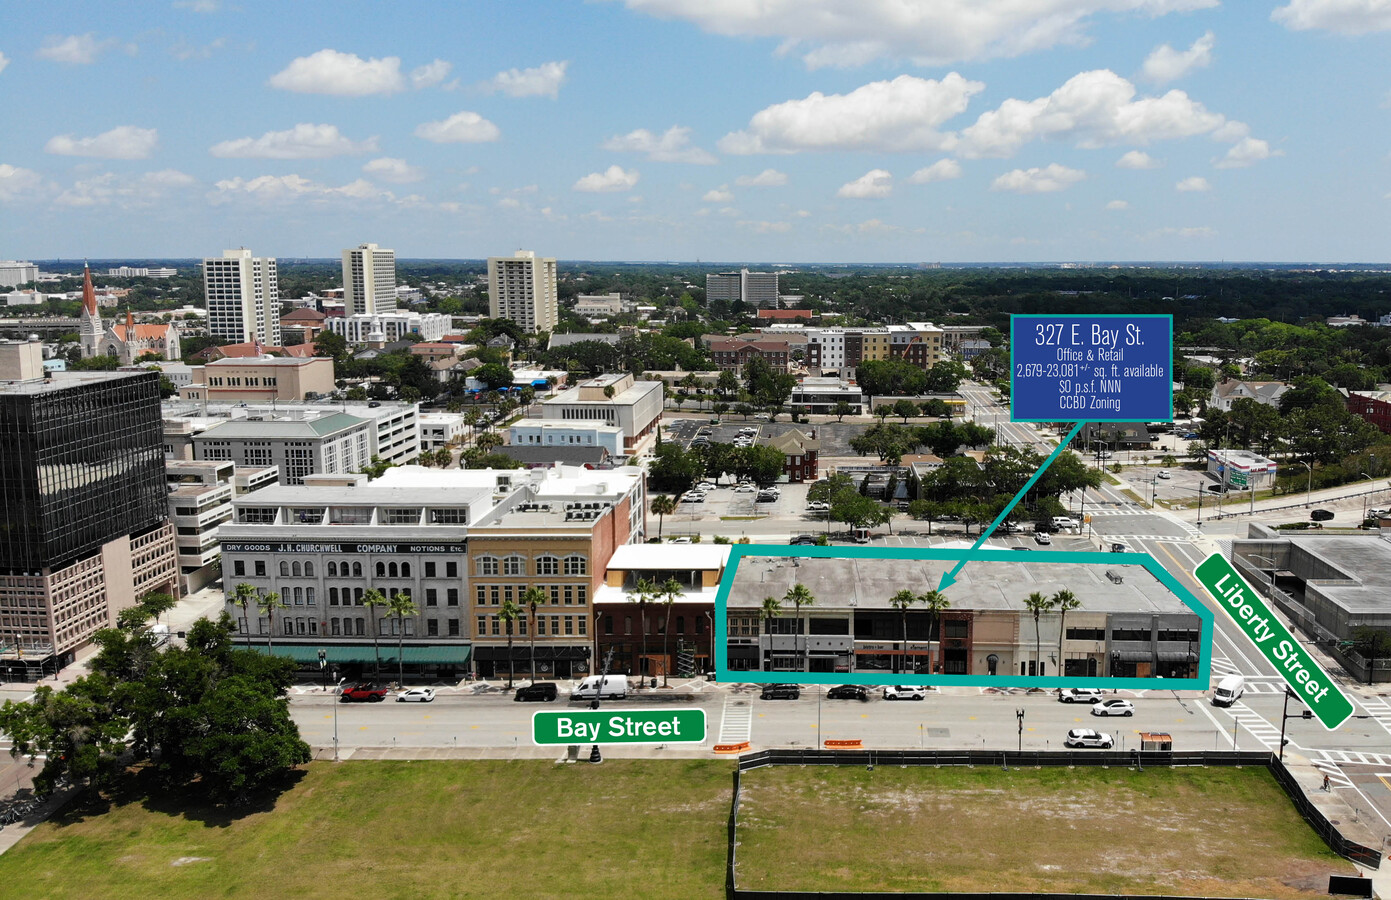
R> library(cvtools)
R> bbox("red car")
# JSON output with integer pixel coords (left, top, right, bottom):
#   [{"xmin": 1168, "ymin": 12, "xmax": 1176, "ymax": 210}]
[{"xmin": 340, "ymin": 682, "xmax": 388, "ymax": 702}]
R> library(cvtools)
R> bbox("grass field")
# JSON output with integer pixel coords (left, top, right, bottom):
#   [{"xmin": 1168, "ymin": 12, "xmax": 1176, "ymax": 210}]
[
  {"xmin": 736, "ymin": 765, "xmax": 1353, "ymax": 898},
  {"xmin": 0, "ymin": 760, "xmax": 731, "ymax": 900}
]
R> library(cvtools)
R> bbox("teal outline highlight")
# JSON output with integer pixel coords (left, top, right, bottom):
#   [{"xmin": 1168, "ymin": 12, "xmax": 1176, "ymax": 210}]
[
  {"xmin": 1009, "ymin": 314, "xmax": 1174, "ymax": 424},
  {"xmin": 939, "ymin": 421, "xmax": 1087, "ymax": 591},
  {"xmin": 714, "ymin": 544, "xmax": 1213, "ymax": 690}
]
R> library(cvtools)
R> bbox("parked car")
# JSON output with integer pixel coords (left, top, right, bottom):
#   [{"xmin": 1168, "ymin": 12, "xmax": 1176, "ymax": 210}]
[
  {"xmin": 756, "ymin": 492, "xmax": 778, "ymax": 502},
  {"xmin": 1156, "ymin": 470, "xmax": 1171, "ymax": 480},
  {"xmin": 788, "ymin": 534, "xmax": 818, "ymax": 546},
  {"xmin": 396, "ymin": 687, "xmax": 436, "ymax": 703},
  {"xmin": 1110, "ymin": 542, "xmax": 1127, "ymax": 553},
  {"xmin": 755, "ymin": 413, "xmax": 771, "ymax": 420},
  {"xmin": 1011, "ymin": 546, "xmax": 1033, "ymax": 551},
  {"xmin": 734, "ymin": 483, "xmax": 757, "ymax": 493},
  {"xmin": 1091, "ymin": 698, "xmax": 1135, "ymax": 717},
  {"xmin": 807, "ymin": 501, "xmax": 831, "ymax": 512},
  {"xmin": 1180, "ymin": 432, "xmax": 1200, "ymax": 439},
  {"xmin": 1059, "ymin": 687, "xmax": 1104, "ymax": 704},
  {"xmin": 681, "ymin": 492, "xmax": 705, "ymax": 503},
  {"xmin": 1311, "ymin": 509, "xmax": 1335, "ymax": 522},
  {"xmin": 669, "ymin": 536, "xmax": 693, "ymax": 544},
  {"xmin": 760, "ymin": 683, "xmax": 800, "ymax": 700},
  {"xmin": 514, "ymin": 682, "xmax": 559, "ymax": 702},
  {"xmin": 1034, "ymin": 532, "xmax": 1052, "ymax": 545},
  {"xmin": 1065, "ymin": 728, "xmax": 1115, "ymax": 748},
  {"xmin": 1206, "ymin": 484, "xmax": 1228, "ymax": 493},
  {"xmin": 883, "ymin": 685, "xmax": 928, "ymax": 701},
  {"xmin": 827, "ymin": 684, "xmax": 869, "ymax": 701},
  {"xmin": 341, "ymin": 683, "xmax": 388, "ymax": 703}
]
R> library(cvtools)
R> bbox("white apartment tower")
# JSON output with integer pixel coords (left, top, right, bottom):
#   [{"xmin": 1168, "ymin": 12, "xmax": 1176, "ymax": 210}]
[
  {"xmin": 203, "ymin": 248, "xmax": 281, "ymax": 345},
  {"xmin": 705, "ymin": 269, "xmax": 779, "ymax": 308},
  {"xmin": 342, "ymin": 242, "xmax": 397, "ymax": 316},
  {"xmin": 487, "ymin": 250, "xmax": 558, "ymax": 334}
]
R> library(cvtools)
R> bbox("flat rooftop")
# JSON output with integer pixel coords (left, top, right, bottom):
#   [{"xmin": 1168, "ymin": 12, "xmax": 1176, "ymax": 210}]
[
  {"xmin": 727, "ymin": 555, "xmax": 1192, "ymax": 616},
  {"xmin": 1286, "ymin": 534, "xmax": 1391, "ymax": 615},
  {"xmin": 1, "ymin": 369, "xmax": 152, "ymax": 396}
]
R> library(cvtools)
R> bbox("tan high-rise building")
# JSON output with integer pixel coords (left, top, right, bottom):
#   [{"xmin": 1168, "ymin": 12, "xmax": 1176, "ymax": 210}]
[
  {"xmin": 203, "ymin": 248, "xmax": 280, "ymax": 346},
  {"xmin": 342, "ymin": 242, "xmax": 397, "ymax": 316},
  {"xmin": 488, "ymin": 250, "xmax": 558, "ymax": 334}
]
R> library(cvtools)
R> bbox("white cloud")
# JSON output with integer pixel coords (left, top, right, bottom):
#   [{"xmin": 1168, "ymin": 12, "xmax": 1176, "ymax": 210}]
[
  {"xmin": 1154, "ymin": 225, "xmax": 1216, "ymax": 238},
  {"xmin": 1116, "ymin": 150, "xmax": 1162, "ymax": 169},
  {"xmin": 1272, "ymin": 0, "xmax": 1391, "ymax": 33},
  {"xmin": 1214, "ymin": 136, "xmax": 1283, "ymax": 168},
  {"xmin": 363, "ymin": 157, "xmax": 425, "ymax": 183},
  {"xmin": 990, "ymin": 163, "xmax": 1086, "ymax": 193},
  {"xmin": 616, "ymin": 0, "xmax": 1218, "ymax": 67},
  {"xmin": 823, "ymin": 218, "xmax": 906, "ymax": 236},
  {"xmin": 54, "ymin": 169, "xmax": 198, "ymax": 207},
  {"xmin": 736, "ymin": 168, "xmax": 789, "ymax": 186},
  {"xmin": 601, "ymin": 126, "xmax": 717, "ymax": 164},
  {"xmin": 573, "ymin": 165, "xmax": 640, "ymax": 192},
  {"xmin": 837, "ymin": 169, "xmax": 894, "ymax": 198},
  {"xmin": 37, "ymin": 33, "xmax": 112, "ymax": 65},
  {"xmin": 0, "ymin": 51, "xmax": 9, "ymax": 75},
  {"xmin": 1211, "ymin": 120, "xmax": 1250, "ymax": 142},
  {"xmin": 0, "ymin": 164, "xmax": 47, "ymax": 201},
  {"xmin": 140, "ymin": 169, "xmax": 196, "ymax": 188},
  {"xmin": 907, "ymin": 159, "xmax": 963, "ymax": 184},
  {"xmin": 703, "ymin": 185, "xmax": 734, "ymax": 202},
  {"xmin": 210, "ymin": 173, "xmax": 395, "ymax": 205},
  {"xmin": 414, "ymin": 111, "xmax": 501, "ymax": 144},
  {"xmin": 719, "ymin": 73, "xmax": 983, "ymax": 154},
  {"xmin": 484, "ymin": 60, "xmax": 569, "ymax": 98},
  {"xmin": 1140, "ymin": 31, "xmax": 1214, "ymax": 84},
  {"xmin": 1175, "ymin": 175, "xmax": 1211, "ymax": 191},
  {"xmin": 1106, "ymin": 199, "xmax": 1130, "ymax": 210},
  {"xmin": 45, "ymin": 125, "xmax": 158, "ymax": 159},
  {"xmin": 210, "ymin": 124, "xmax": 377, "ymax": 159},
  {"xmin": 497, "ymin": 197, "xmax": 522, "ymax": 209},
  {"xmin": 268, "ymin": 49, "xmax": 405, "ymax": 96},
  {"xmin": 960, "ymin": 69, "xmax": 1227, "ymax": 158},
  {"xmin": 410, "ymin": 59, "xmax": 452, "ymax": 89},
  {"xmin": 738, "ymin": 219, "xmax": 793, "ymax": 233}
]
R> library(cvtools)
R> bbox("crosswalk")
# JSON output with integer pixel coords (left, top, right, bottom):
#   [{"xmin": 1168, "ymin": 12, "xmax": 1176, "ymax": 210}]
[
  {"xmin": 1312, "ymin": 748, "xmax": 1391, "ymax": 769},
  {"xmin": 1309, "ymin": 756, "xmax": 1355, "ymax": 789},
  {"xmin": 1358, "ymin": 696, "xmax": 1391, "ymax": 734},
  {"xmin": 1226, "ymin": 702, "xmax": 1285, "ymax": 750},
  {"xmin": 718, "ymin": 696, "xmax": 753, "ymax": 744}
]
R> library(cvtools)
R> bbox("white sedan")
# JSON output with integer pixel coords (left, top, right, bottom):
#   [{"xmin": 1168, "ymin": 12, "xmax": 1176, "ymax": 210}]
[
  {"xmin": 807, "ymin": 501, "xmax": 831, "ymax": 512},
  {"xmin": 1064, "ymin": 728, "xmax": 1114, "ymax": 748},
  {"xmin": 1090, "ymin": 698, "xmax": 1135, "ymax": 717},
  {"xmin": 734, "ymin": 483, "xmax": 757, "ymax": 493},
  {"xmin": 397, "ymin": 688, "xmax": 436, "ymax": 703}
]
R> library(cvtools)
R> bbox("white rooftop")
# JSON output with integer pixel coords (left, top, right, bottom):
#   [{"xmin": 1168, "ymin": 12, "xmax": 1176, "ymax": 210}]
[{"xmin": 607, "ymin": 543, "xmax": 732, "ymax": 571}]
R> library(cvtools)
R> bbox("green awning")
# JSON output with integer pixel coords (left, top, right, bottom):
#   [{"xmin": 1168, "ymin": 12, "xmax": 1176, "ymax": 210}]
[{"xmin": 257, "ymin": 644, "xmax": 470, "ymax": 664}]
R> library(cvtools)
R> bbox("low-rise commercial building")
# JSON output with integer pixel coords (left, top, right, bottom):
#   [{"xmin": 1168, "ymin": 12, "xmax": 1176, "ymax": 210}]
[
  {"xmin": 509, "ymin": 418, "xmax": 626, "ymax": 457},
  {"xmin": 709, "ymin": 337, "xmax": 792, "ymax": 375},
  {"xmin": 1210, "ymin": 379, "xmax": 1290, "ymax": 412},
  {"xmin": 1207, "ymin": 448, "xmax": 1278, "ymax": 490},
  {"xmin": 327, "ymin": 311, "xmax": 451, "ymax": 345},
  {"xmin": 790, "ymin": 377, "xmax": 865, "ymax": 415},
  {"xmin": 1347, "ymin": 390, "xmax": 1391, "ymax": 434},
  {"xmin": 166, "ymin": 460, "xmax": 278, "ymax": 592},
  {"xmin": 179, "ymin": 356, "xmax": 336, "ymax": 403},
  {"xmin": 540, "ymin": 373, "xmax": 662, "ymax": 454}
]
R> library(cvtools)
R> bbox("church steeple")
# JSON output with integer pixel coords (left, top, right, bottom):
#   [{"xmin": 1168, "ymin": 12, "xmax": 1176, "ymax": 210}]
[
  {"xmin": 82, "ymin": 263, "xmax": 98, "ymax": 318},
  {"xmin": 78, "ymin": 262, "xmax": 105, "ymax": 359}
]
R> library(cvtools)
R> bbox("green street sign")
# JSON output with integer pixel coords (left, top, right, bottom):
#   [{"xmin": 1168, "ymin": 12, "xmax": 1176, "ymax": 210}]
[
  {"xmin": 1194, "ymin": 553, "xmax": 1354, "ymax": 730},
  {"xmin": 532, "ymin": 709, "xmax": 706, "ymax": 745},
  {"xmin": 1229, "ymin": 472, "xmax": 1248, "ymax": 487}
]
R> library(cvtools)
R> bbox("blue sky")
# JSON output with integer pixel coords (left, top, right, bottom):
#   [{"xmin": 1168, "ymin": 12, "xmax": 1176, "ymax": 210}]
[{"xmin": 0, "ymin": 0, "xmax": 1388, "ymax": 263}]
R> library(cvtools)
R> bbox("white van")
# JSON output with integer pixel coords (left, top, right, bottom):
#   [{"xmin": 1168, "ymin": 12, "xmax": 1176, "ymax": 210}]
[
  {"xmin": 1211, "ymin": 674, "xmax": 1245, "ymax": 707},
  {"xmin": 572, "ymin": 674, "xmax": 628, "ymax": 701}
]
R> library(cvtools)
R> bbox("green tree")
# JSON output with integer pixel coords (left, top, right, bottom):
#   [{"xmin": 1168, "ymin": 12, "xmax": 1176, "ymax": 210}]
[
  {"xmin": 1051, "ymin": 589, "xmax": 1082, "ymax": 677},
  {"xmin": 918, "ymin": 590, "xmax": 951, "ymax": 676},
  {"xmin": 759, "ymin": 595, "xmax": 783, "ymax": 662},
  {"xmin": 783, "ymin": 583, "xmax": 815, "ymax": 672},
  {"xmin": 649, "ymin": 493, "xmax": 677, "ymax": 540},
  {"xmin": 888, "ymin": 589, "xmax": 918, "ymax": 675},
  {"xmin": 313, "ymin": 329, "xmax": 348, "ymax": 360},
  {"xmin": 473, "ymin": 362, "xmax": 515, "ymax": 392},
  {"xmin": 388, "ymin": 591, "xmax": 419, "ymax": 688},
  {"xmin": 0, "ymin": 676, "xmax": 127, "ymax": 795},
  {"xmin": 362, "ymin": 588, "xmax": 389, "ymax": 678},
  {"xmin": 716, "ymin": 369, "xmax": 740, "ymax": 398},
  {"xmin": 232, "ymin": 582, "xmax": 258, "ymax": 649},
  {"xmin": 833, "ymin": 400, "xmax": 852, "ymax": 422},
  {"xmin": 498, "ymin": 596, "xmax": 521, "ymax": 688},
  {"xmin": 1023, "ymin": 592, "xmax": 1054, "ymax": 677},
  {"xmin": 660, "ymin": 576, "xmax": 682, "ymax": 687},
  {"xmin": 522, "ymin": 586, "xmax": 547, "ymax": 686},
  {"xmin": 632, "ymin": 577, "xmax": 658, "ymax": 683},
  {"xmin": 256, "ymin": 590, "xmax": 286, "ymax": 656},
  {"xmin": 892, "ymin": 398, "xmax": 919, "ymax": 423}
]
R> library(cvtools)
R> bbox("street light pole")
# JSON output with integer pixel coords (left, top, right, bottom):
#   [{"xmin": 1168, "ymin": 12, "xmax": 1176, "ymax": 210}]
[
  {"xmin": 1299, "ymin": 460, "xmax": 1312, "ymax": 509},
  {"xmin": 332, "ymin": 676, "xmax": 345, "ymax": 762},
  {"xmin": 1015, "ymin": 708, "xmax": 1024, "ymax": 753}
]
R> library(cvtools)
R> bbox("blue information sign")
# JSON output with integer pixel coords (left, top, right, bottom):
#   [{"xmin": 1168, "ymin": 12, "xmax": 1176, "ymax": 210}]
[{"xmin": 1010, "ymin": 315, "xmax": 1172, "ymax": 422}]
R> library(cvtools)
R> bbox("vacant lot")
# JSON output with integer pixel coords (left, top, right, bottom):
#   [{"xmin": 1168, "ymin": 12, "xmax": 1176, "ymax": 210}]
[
  {"xmin": 0, "ymin": 760, "xmax": 731, "ymax": 900},
  {"xmin": 736, "ymin": 765, "xmax": 1353, "ymax": 898}
]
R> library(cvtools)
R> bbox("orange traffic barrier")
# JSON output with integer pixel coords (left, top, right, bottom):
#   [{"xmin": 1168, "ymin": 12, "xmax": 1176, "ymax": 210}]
[
  {"xmin": 823, "ymin": 739, "xmax": 863, "ymax": 749},
  {"xmin": 713, "ymin": 741, "xmax": 751, "ymax": 754}
]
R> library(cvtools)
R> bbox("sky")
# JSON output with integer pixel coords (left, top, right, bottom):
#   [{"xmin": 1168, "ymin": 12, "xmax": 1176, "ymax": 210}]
[{"xmin": 0, "ymin": 0, "xmax": 1389, "ymax": 264}]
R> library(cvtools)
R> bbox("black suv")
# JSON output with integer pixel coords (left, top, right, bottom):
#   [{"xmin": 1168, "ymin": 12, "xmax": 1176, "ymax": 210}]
[
  {"xmin": 514, "ymin": 682, "xmax": 558, "ymax": 702},
  {"xmin": 826, "ymin": 684, "xmax": 868, "ymax": 701},
  {"xmin": 760, "ymin": 683, "xmax": 800, "ymax": 700}
]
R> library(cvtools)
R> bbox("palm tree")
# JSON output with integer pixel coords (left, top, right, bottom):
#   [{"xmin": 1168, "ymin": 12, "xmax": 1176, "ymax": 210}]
[
  {"xmin": 650, "ymin": 494, "xmax": 676, "ymax": 540},
  {"xmin": 1051, "ymin": 589, "xmax": 1082, "ymax": 678},
  {"xmin": 783, "ymin": 583, "xmax": 815, "ymax": 672},
  {"xmin": 1023, "ymin": 592, "xmax": 1054, "ymax": 678},
  {"xmin": 632, "ymin": 577, "xmax": 658, "ymax": 685},
  {"xmin": 759, "ymin": 595, "xmax": 783, "ymax": 671},
  {"xmin": 660, "ymin": 576, "xmax": 682, "ymax": 687},
  {"xmin": 256, "ymin": 590, "xmax": 286, "ymax": 657},
  {"xmin": 232, "ymin": 582, "xmax": 258, "ymax": 649},
  {"xmin": 888, "ymin": 589, "xmax": 918, "ymax": 675},
  {"xmin": 522, "ymin": 586, "xmax": 547, "ymax": 686},
  {"xmin": 499, "ymin": 596, "xmax": 521, "ymax": 688},
  {"xmin": 388, "ymin": 591, "xmax": 419, "ymax": 688},
  {"xmin": 362, "ymin": 588, "xmax": 388, "ymax": 678},
  {"xmin": 917, "ymin": 590, "xmax": 951, "ymax": 676}
]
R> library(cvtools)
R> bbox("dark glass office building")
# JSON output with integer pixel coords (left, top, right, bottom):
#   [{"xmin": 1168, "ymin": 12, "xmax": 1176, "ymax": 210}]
[{"xmin": 0, "ymin": 370, "xmax": 168, "ymax": 571}]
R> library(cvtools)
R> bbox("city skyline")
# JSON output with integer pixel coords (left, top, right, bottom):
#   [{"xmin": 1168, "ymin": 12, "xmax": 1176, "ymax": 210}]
[{"xmin": 0, "ymin": 1, "xmax": 1388, "ymax": 262}]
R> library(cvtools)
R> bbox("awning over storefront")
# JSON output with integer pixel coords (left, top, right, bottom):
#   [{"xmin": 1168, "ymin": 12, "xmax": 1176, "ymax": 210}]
[
  {"xmin": 474, "ymin": 645, "xmax": 590, "ymax": 662},
  {"xmin": 1156, "ymin": 650, "xmax": 1198, "ymax": 663},
  {"xmin": 1113, "ymin": 650, "xmax": 1154, "ymax": 663},
  {"xmin": 261, "ymin": 644, "xmax": 471, "ymax": 665}
]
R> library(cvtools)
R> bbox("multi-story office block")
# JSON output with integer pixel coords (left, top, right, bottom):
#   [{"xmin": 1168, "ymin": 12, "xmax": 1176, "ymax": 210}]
[
  {"xmin": 203, "ymin": 248, "xmax": 281, "ymax": 346},
  {"xmin": 488, "ymin": 250, "xmax": 558, "ymax": 334},
  {"xmin": 342, "ymin": 243, "xmax": 397, "ymax": 317},
  {"xmin": 539, "ymin": 373, "xmax": 663, "ymax": 455},
  {"xmin": 705, "ymin": 269, "xmax": 779, "ymax": 308},
  {"xmin": 1, "ymin": 343, "xmax": 179, "ymax": 678},
  {"xmin": 326, "ymin": 311, "xmax": 451, "ymax": 345},
  {"xmin": 0, "ymin": 261, "xmax": 39, "ymax": 289}
]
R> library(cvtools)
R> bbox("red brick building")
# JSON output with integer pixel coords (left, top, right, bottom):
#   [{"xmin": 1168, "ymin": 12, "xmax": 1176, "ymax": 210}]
[
  {"xmin": 709, "ymin": 338, "xmax": 792, "ymax": 375},
  {"xmin": 759, "ymin": 427, "xmax": 820, "ymax": 482},
  {"xmin": 1348, "ymin": 390, "xmax": 1391, "ymax": 434}
]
